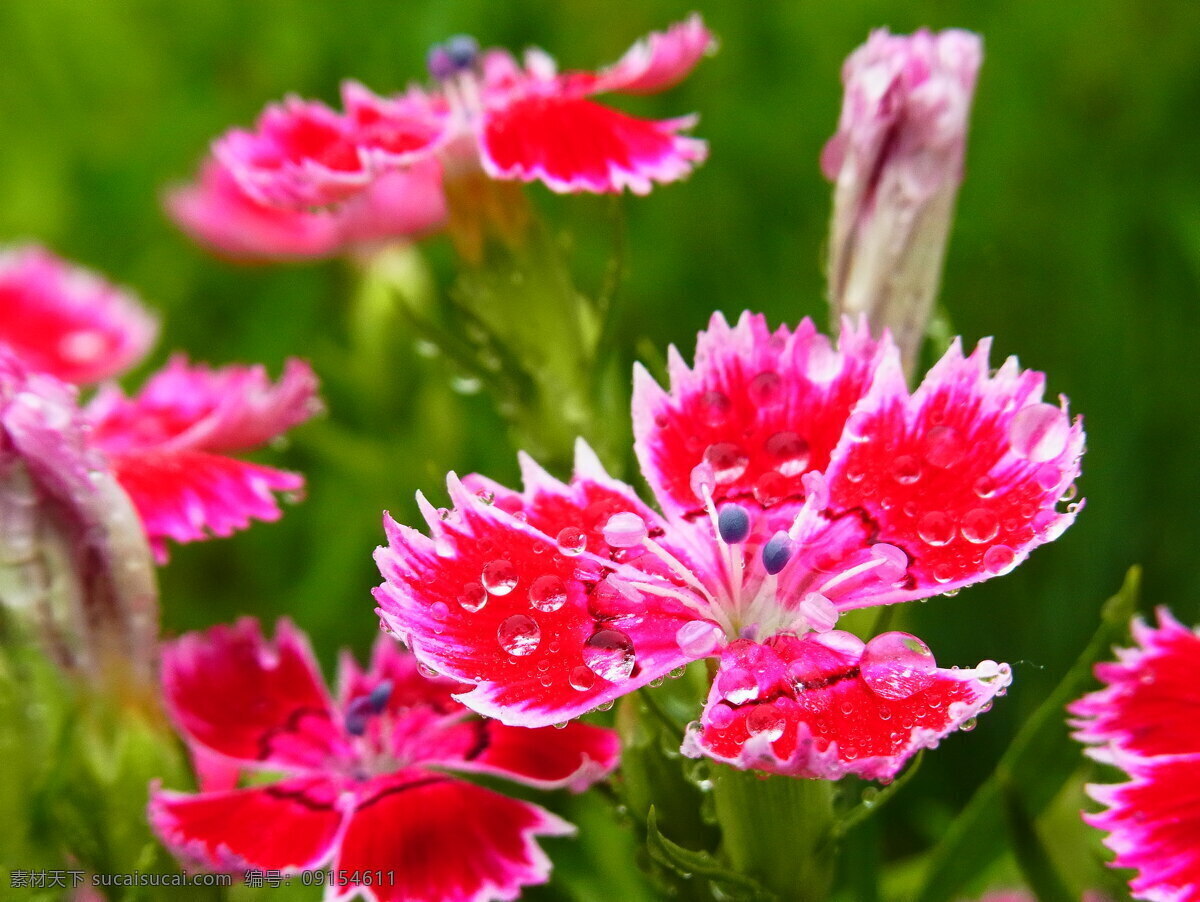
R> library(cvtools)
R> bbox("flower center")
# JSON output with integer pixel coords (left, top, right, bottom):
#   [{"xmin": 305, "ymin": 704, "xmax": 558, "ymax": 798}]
[{"xmin": 597, "ymin": 476, "xmax": 911, "ymax": 653}]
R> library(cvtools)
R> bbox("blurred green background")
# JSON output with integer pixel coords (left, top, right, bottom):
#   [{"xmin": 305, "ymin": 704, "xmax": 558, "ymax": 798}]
[{"xmin": 1, "ymin": 0, "xmax": 1196, "ymax": 896}]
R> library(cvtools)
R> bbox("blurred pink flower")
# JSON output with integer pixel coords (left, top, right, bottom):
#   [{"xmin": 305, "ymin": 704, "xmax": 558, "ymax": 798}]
[
  {"xmin": 1070, "ymin": 609, "xmax": 1200, "ymax": 901},
  {"xmin": 169, "ymin": 16, "xmax": 714, "ymax": 261},
  {"xmin": 0, "ymin": 246, "xmax": 158, "ymax": 384},
  {"xmin": 0, "ymin": 246, "xmax": 321, "ymax": 559},
  {"xmin": 152, "ymin": 619, "xmax": 619, "ymax": 902},
  {"xmin": 375, "ymin": 313, "xmax": 1083, "ymax": 781},
  {"xmin": 823, "ymin": 29, "xmax": 982, "ymax": 374}
]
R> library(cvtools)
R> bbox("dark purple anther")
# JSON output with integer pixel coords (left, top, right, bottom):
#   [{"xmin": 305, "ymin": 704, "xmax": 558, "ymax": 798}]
[
  {"xmin": 718, "ymin": 504, "xmax": 751, "ymax": 544},
  {"xmin": 344, "ymin": 696, "xmax": 373, "ymax": 736},
  {"xmin": 762, "ymin": 530, "xmax": 795, "ymax": 575},
  {"xmin": 445, "ymin": 35, "xmax": 480, "ymax": 69},
  {"xmin": 428, "ymin": 35, "xmax": 479, "ymax": 80},
  {"xmin": 368, "ymin": 679, "xmax": 393, "ymax": 713}
]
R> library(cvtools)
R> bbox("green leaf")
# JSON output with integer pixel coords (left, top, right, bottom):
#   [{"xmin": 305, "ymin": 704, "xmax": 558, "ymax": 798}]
[
  {"xmin": 1000, "ymin": 774, "xmax": 1075, "ymax": 902},
  {"xmin": 645, "ymin": 807, "xmax": 776, "ymax": 902},
  {"xmin": 915, "ymin": 566, "xmax": 1141, "ymax": 902}
]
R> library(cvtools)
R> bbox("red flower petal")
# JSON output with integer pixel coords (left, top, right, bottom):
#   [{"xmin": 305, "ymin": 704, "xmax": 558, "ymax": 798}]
[
  {"xmin": 109, "ymin": 449, "xmax": 302, "ymax": 561},
  {"xmin": 451, "ymin": 720, "xmax": 620, "ymax": 792},
  {"xmin": 162, "ymin": 618, "xmax": 351, "ymax": 771},
  {"xmin": 1085, "ymin": 753, "xmax": 1200, "ymax": 902},
  {"xmin": 214, "ymin": 97, "xmax": 371, "ymax": 209},
  {"xmin": 374, "ymin": 469, "xmax": 701, "ymax": 727},
  {"xmin": 87, "ymin": 356, "xmax": 319, "ymax": 456},
  {"xmin": 480, "ymin": 93, "xmax": 706, "ymax": 195},
  {"xmin": 684, "ymin": 633, "xmax": 1009, "ymax": 781},
  {"xmin": 1070, "ymin": 609, "xmax": 1200, "ymax": 761},
  {"xmin": 149, "ymin": 775, "xmax": 348, "ymax": 871},
  {"xmin": 0, "ymin": 246, "xmax": 157, "ymax": 385},
  {"xmin": 341, "ymin": 81, "xmax": 449, "ymax": 168},
  {"xmin": 816, "ymin": 338, "xmax": 1083, "ymax": 605},
  {"xmin": 592, "ymin": 14, "xmax": 717, "ymax": 95},
  {"xmin": 633, "ymin": 312, "xmax": 884, "ymax": 521},
  {"xmin": 331, "ymin": 771, "xmax": 572, "ymax": 902}
]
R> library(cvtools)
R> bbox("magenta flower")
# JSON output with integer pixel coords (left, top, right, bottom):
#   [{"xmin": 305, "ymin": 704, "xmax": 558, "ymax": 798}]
[
  {"xmin": 375, "ymin": 313, "xmax": 1083, "ymax": 781},
  {"xmin": 1070, "ymin": 609, "xmax": 1200, "ymax": 901},
  {"xmin": 174, "ymin": 15, "xmax": 712, "ymax": 260},
  {"xmin": 823, "ymin": 29, "xmax": 982, "ymax": 372},
  {"xmin": 0, "ymin": 245, "xmax": 320, "ymax": 559},
  {"xmin": 151, "ymin": 619, "xmax": 619, "ymax": 902},
  {"xmin": 0, "ymin": 246, "xmax": 158, "ymax": 384},
  {"xmin": 83, "ymin": 355, "xmax": 320, "ymax": 560}
]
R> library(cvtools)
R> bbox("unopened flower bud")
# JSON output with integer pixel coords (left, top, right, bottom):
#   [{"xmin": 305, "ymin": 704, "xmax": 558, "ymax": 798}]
[{"xmin": 823, "ymin": 28, "xmax": 982, "ymax": 376}]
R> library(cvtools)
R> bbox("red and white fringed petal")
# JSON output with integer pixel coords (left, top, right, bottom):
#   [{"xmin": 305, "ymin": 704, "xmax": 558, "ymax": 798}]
[
  {"xmin": 682, "ymin": 633, "xmax": 1010, "ymax": 781},
  {"xmin": 161, "ymin": 618, "xmax": 351, "ymax": 771},
  {"xmin": 593, "ymin": 13, "xmax": 717, "ymax": 95},
  {"xmin": 1085, "ymin": 753, "xmax": 1200, "ymax": 902},
  {"xmin": 480, "ymin": 95, "xmax": 706, "ymax": 195},
  {"xmin": 451, "ymin": 720, "xmax": 620, "ymax": 793},
  {"xmin": 213, "ymin": 97, "xmax": 372, "ymax": 209},
  {"xmin": 340, "ymin": 81, "xmax": 449, "ymax": 169},
  {"xmin": 814, "ymin": 338, "xmax": 1083, "ymax": 607},
  {"xmin": 1070, "ymin": 609, "xmax": 1200, "ymax": 761},
  {"xmin": 633, "ymin": 313, "xmax": 885, "ymax": 521},
  {"xmin": 87, "ymin": 356, "xmax": 320, "ymax": 456},
  {"xmin": 374, "ymin": 470, "xmax": 702, "ymax": 728},
  {"xmin": 109, "ymin": 450, "xmax": 302, "ymax": 561},
  {"xmin": 0, "ymin": 246, "xmax": 157, "ymax": 385},
  {"xmin": 149, "ymin": 776, "xmax": 348, "ymax": 872},
  {"xmin": 332, "ymin": 772, "xmax": 572, "ymax": 902}
]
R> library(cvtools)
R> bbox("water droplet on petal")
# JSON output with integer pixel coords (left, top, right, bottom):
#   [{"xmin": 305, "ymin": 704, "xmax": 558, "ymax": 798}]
[
  {"xmin": 602, "ymin": 512, "xmax": 647, "ymax": 548},
  {"xmin": 960, "ymin": 716, "xmax": 977, "ymax": 732},
  {"xmin": 583, "ymin": 629, "xmax": 636, "ymax": 682},
  {"xmin": 917, "ymin": 511, "xmax": 954, "ymax": 546},
  {"xmin": 482, "ymin": 560, "xmax": 518, "ymax": 595},
  {"xmin": 765, "ymin": 431, "xmax": 810, "ymax": 476},
  {"xmin": 458, "ymin": 583, "xmax": 487, "ymax": 612},
  {"xmin": 973, "ymin": 475, "xmax": 997, "ymax": 498},
  {"xmin": 569, "ymin": 665, "xmax": 596, "ymax": 691},
  {"xmin": 700, "ymin": 390, "xmax": 732, "ymax": 427},
  {"xmin": 748, "ymin": 371, "xmax": 782, "ymax": 405},
  {"xmin": 529, "ymin": 574, "xmax": 568, "ymax": 612},
  {"xmin": 923, "ymin": 426, "xmax": 965, "ymax": 468},
  {"xmin": 747, "ymin": 706, "xmax": 785, "ymax": 741},
  {"xmin": 676, "ymin": 620, "xmax": 722, "ymax": 657},
  {"xmin": 717, "ymin": 666, "xmax": 758, "ymax": 705},
  {"xmin": 861, "ymin": 632, "xmax": 937, "ymax": 700},
  {"xmin": 689, "ymin": 461, "xmax": 716, "ymax": 499},
  {"xmin": 1059, "ymin": 482, "xmax": 1078, "ymax": 502},
  {"xmin": 1010, "ymin": 403, "xmax": 1069, "ymax": 462},
  {"xmin": 753, "ymin": 470, "xmax": 788, "ymax": 507},
  {"xmin": 891, "ymin": 455, "xmax": 921, "ymax": 485},
  {"xmin": 983, "ymin": 544, "xmax": 1016, "ymax": 574},
  {"xmin": 556, "ymin": 527, "xmax": 587, "ymax": 556},
  {"xmin": 497, "ymin": 615, "xmax": 540, "ymax": 656},
  {"xmin": 1035, "ymin": 463, "xmax": 1062, "ymax": 492},
  {"xmin": 961, "ymin": 508, "xmax": 999, "ymax": 544},
  {"xmin": 704, "ymin": 443, "xmax": 749, "ymax": 483},
  {"xmin": 708, "ymin": 702, "xmax": 736, "ymax": 729}
]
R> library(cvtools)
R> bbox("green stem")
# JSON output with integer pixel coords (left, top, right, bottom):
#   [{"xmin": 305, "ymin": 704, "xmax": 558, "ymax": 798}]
[{"xmin": 711, "ymin": 769, "xmax": 836, "ymax": 901}]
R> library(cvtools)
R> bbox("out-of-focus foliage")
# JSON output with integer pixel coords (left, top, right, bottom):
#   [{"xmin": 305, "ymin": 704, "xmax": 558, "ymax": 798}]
[{"xmin": 0, "ymin": 0, "xmax": 1195, "ymax": 897}]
